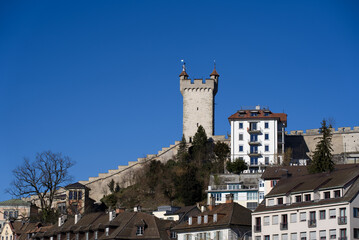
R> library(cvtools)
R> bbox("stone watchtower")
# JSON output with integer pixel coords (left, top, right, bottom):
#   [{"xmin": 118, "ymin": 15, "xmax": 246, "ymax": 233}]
[{"xmin": 179, "ymin": 62, "xmax": 219, "ymax": 142}]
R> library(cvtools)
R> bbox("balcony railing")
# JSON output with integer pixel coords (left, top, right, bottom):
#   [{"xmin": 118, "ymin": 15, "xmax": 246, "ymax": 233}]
[
  {"xmin": 254, "ymin": 225, "xmax": 261, "ymax": 233},
  {"xmin": 248, "ymin": 151, "xmax": 262, "ymax": 157},
  {"xmin": 338, "ymin": 216, "xmax": 347, "ymax": 225},
  {"xmin": 248, "ymin": 140, "xmax": 261, "ymax": 145},
  {"xmin": 280, "ymin": 223, "xmax": 288, "ymax": 230},
  {"xmin": 308, "ymin": 219, "xmax": 316, "ymax": 228},
  {"xmin": 247, "ymin": 127, "xmax": 262, "ymax": 133}
]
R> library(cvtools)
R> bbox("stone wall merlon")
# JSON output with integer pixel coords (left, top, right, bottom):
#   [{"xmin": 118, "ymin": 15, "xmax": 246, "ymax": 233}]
[{"xmin": 287, "ymin": 126, "xmax": 359, "ymax": 135}]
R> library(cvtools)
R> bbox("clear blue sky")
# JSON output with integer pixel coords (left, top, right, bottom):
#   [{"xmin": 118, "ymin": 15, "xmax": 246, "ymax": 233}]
[{"xmin": 1, "ymin": 1, "xmax": 358, "ymax": 201}]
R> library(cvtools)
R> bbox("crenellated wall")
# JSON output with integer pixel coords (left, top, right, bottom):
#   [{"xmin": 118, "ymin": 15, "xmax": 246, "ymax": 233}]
[{"xmin": 285, "ymin": 126, "xmax": 359, "ymax": 161}]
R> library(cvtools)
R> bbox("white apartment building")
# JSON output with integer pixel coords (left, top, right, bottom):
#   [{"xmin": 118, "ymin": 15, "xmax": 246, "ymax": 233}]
[
  {"xmin": 252, "ymin": 165, "xmax": 359, "ymax": 240},
  {"xmin": 228, "ymin": 106, "xmax": 287, "ymax": 172}
]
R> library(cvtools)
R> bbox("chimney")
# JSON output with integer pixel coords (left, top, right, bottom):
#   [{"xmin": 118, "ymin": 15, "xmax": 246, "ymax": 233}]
[
  {"xmin": 109, "ymin": 210, "xmax": 116, "ymax": 221},
  {"xmin": 116, "ymin": 207, "xmax": 125, "ymax": 214},
  {"xmin": 201, "ymin": 206, "xmax": 206, "ymax": 212},
  {"xmin": 74, "ymin": 214, "xmax": 81, "ymax": 224},
  {"xmin": 134, "ymin": 206, "xmax": 141, "ymax": 212},
  {"xmin": 208, "ymin": 196, "xmax": 215, "ymax": 211},
  {"xmin": 226, "ymin": 193, "xmax": 234, "ymax": 203},
  {"xmin": 58, "ymin": 215, "xmax": 67, "ymax": 227}
]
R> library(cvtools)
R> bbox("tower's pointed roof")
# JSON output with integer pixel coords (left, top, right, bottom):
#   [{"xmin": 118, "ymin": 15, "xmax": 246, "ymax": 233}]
[
  {"xmin": 179, "ymin": 70, "xmax": 188, "ymax": 77},
  {"xmin": 210, "ymin": 68, "xmax": 219, "ymax": 76}
]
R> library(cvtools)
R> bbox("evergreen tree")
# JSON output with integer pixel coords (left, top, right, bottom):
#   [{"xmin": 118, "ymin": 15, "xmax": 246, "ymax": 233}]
[
  {"xmin": 191, "ymin": 125, "xmax": 208, "ymax": 164},
  {"xmin": 308, "ymin": 119, "xmax": 334, "ymax": 173},
  {"xmin": 226, "ymin": 158, "xmax": 248, "ymax": 174},
  {"xmin": 213, "ymin": 142, "xmax": 230, "ymax": 173},
  {"xmin": 176, "ymin": 135, "xmax": 189, "ymax": 163}
]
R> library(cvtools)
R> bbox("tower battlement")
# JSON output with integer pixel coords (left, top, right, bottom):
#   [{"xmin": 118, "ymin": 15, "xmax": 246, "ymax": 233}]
[{"xmin": 180, "ymin": 78, "xmax": 218, "ymax": 95}]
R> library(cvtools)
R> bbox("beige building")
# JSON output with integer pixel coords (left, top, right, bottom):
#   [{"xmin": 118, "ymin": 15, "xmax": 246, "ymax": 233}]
[
  {"xmin": 0, "ymin": 199, "xmax": 37, "ymax": 230},
  {"xmin": 252, "ymin": 165, "xmax": 359, "ymax": 240}
]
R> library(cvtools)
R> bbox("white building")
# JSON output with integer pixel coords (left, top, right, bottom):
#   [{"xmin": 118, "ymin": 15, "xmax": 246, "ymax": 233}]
[
  {"xmin": 206, "ymin": 173, "xmax": 264, "ymax": 211},
  {"xmin": 228, "ymin": 106, "xmax": 287, "ymax": 172},
  {"xmin": 173, "ymin": 199, "xmax": 252, "ymax": 240},
  {"xmin": 252, "ymin": 165, "xmax": 359, "ymax": 240}
]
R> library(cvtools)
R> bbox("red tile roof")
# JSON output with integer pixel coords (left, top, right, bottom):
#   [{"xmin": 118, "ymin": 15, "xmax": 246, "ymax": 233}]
[
  {"xmin": 179, "ymin": 71, "xmax": 188, "ymax": 77},
  {"xmin": 228, "ymin": 110, "xmax": 287, "ymax": 124}
]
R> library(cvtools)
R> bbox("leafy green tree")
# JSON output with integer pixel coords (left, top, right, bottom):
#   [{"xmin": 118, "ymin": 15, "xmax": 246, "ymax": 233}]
[
  {"xmin": 226, "ymin": 158, "xmax": 248, "ymax": 174},
  {"xmin": 213, "ymin": 142, "xmax": 230, "ymax": 173},
  {"xmin": 108, "ymin": 179, "xmax": 115, "ymax": 193},
  {"xmin": 308, "ymin": 119, "xmax": 334, "ymax": 173}
]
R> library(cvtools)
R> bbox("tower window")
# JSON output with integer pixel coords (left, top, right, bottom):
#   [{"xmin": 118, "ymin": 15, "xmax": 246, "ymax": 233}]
[
  {"xmin": 197, "ymin": 123, "xmax": 199, "ymax": 127},
  {"xmin": 197, "ymin": 107, "xmax": 199, "ymax": 110}
]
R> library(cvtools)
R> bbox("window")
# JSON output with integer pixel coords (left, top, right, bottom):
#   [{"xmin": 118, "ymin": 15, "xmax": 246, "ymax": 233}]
[
  {"xmin": 265, "ymin": 134, "xmax": 269, "ymax": 140},
  {"xmin": 66, "ymin": 233, "xmax": 70, "ymax": 240},
  {"xmin": 250, "ymin": 122, "xmax": 258, "ymax": 130},
  {"xmin": 233, "ymin": 193, "xmax": 239, "ymax": 200},
  {"xmin": 4, "ymin": 211, "xmax": 8, "ymax": 219},
  {"xmin": 250, "ymin": 134, "xmax": 258, "ymax": 142},
  {"xmin": 319, "ymin": 210, "xmax": 326, "ymax": 220},
  {"xmin": 214, "ymin": 231, "xmax": 222, "ymax": 240},
  {"xmin": 250, "ymin": 157, "xmax": 258, "ymax": 165},
  {"xmin": 264, "ymin": 216, "xmax": 270, "ymax": 225},
  {"xmin": 78, "ymin": 191, "xmax": 82, "ymax": 200},
  {"xmin": 204, "ymin": 215, "xmax": 208, "ymax": 223},
  {"xmin": 259, "ymin": 192, "xmax": 264, "ymax": 200},
  {"xmin": 300, "ymin": 232, "xmax": 306, "ymax": 240},
  {"xmin": 74, "ymin": 191, "xmax": 77, "ymax": 200},
  {"xmin": 251, "ymin": 113, "xmax": 258, "ymax": 117},
  {"xmin": 291, "ymin": 233, "xmax": 297, "ymax": 240},
  {"xmin": 69, "ymin": 191, "xmax": 73, "ymax": 200},
  {"xmin": 239, "ymin": 134, "xmax": 243, "ymax": 140},
  {"xmin": 76, "ymin": 234, "xmax": 79, "ymax": 240},
  {"xmin": 324, "ymin": 191, "xmax": 330, "ymax": 199},
  {"xmin": 213, "ymin": 214, "xmax": 217, "ymax": 222},
  {"xmin": 95, "ymin": 231, "xmax": 98, "ymax": 240},
  {"xmin": 273, "ymin": 235, "xmax": 279, "ymax": 240},
  {"xmin": 268, "ymin": 199, "xmax": 275, "ymax": 206},
  {"xmin": 290, "ymin": 213, "xmax": 297, "ymax": 223},
  {"xmin": 57, "ymin": 234, "xmax": 61, "ymax": 240},
  {"xmin": 329, "ymin": 209, "xmax": 336, "ymax": 218},
  {"xmin": 85, "ymin": 233, "xmax": 89, "ymax": 240},
  {"xmin": 354, "ymin": 228, "xmax": 359, "ymax": 239},
  {"xmin": 339, "ymin": 229, "xmax": 346, "ymax": 239},
  {"xmin": 319, "ymin": 231, "xmax": 326, "ymax": 240},
  {"xmin": 185, "ymin": 234, "xmax": 192, "ymax": 240},
  {"xmin": 265, "ymin": 236, "xmax": 270, "ymax": 240},
  {"xmin": 271, "ymin": 180, "xmax": 278, "ymax": 187},
  {"xmin": 334, "ymin": 190, "xmax": 341, "ymax": 198},
  {"xmin": 282, "ymin": 234, "xmax": 288, "ymax": 240},
  {"xmin": 188, "ymin": 217, "xmax": 192, "ymax": 225},
  {"xmin": 247, "ymin": 202, "xmax": 258, "ymax": 210},
  {"xmin": 171, "ymin": 232, "xmax": 177, "ymax": 239},
  {"xmin": 329, "ymin": 229, "xmax": 336, "ymax": 239},
  {"xmin": 105, "ymin": 228, "xmax": 109, "ymax": 236},
  {"xmin": 259, "ymin": 181, "xmax": 264, "ymax": 188},
  {"xmin": 239, "ymin": 123, "xmax": 243, "ymax": 129},
  {"xmin": 211, "ymin": 193, "xmax": 221, "ymax": 201},
  {"xmin": 247, "ymin": 192, "xmax": 258, "ymax": 200},
  {"xmin": 265, "ymin": 122, "xmax": 269, "ymax": 128},
  {"xmin": 305, "ymin": 194, "xmax": 311, "ymax": 202},
  {"xmin": 136, "ymin": 226, "xmax": 144, "ymax": 236},
  {"xmin": 272, "ymin": 215, "xmax": 278, "ymax": 225},
  {"xmin": 354, "ymin": 208, "xmax": 359, "ymax": 218},
  {"xmin": 239, "ymin": 145, "xmax": 243, "ymax": 152},
  {"xmin": 197, "ymin": 216, "xmax": 201, "ymax": 224},
  {"xmin": 265, "ymin": 145, "xmax": 269, "ymax": 152},
  {"xmin": 300, "ymin": 212, "xmax": 306, "ymax": 221},
  {"xmin": 277, "ymin": 197, "xmax": 283, "ymax": 205},
  {"xmin": 264, "ymin": 112, "xmax": 270, "ymax": 116},
  {"xmin": 309, "ymin": 231, "xmax": 316, "ymax": 240},
  {"xmin": 265, "ymin": 157, "xmax": 269, "ymax": 165}
]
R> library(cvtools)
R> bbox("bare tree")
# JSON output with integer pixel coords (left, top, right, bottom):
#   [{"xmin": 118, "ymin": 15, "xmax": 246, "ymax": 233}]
[{"xmin": 8, "ymin": 151, "xmax": 74, "ymax": 222}]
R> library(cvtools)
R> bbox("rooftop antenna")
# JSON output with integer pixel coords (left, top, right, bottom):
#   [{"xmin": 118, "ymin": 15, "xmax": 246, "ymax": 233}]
[{"xmin": 181, "ymin": 59, "xmax": 186, "ymax": 72}]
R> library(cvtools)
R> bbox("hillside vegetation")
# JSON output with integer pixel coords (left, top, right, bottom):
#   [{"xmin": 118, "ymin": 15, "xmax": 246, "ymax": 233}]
[{"xmin": 101, "ymin": 126, "xmax": 230, "ymax": 210}]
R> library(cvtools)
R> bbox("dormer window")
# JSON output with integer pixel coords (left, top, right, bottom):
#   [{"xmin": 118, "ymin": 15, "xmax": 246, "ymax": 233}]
[
  {"xmin": 334, "ymin": 190, "xmax": 341, "ymax": 198},
  {"xmin": 264, "ymin": 112, "xmax": 270, "ymax": 116},
  {"xmin": 188, "ymin": 217, "xmax": 192, "ymax": 225},
  {"xmin": 277, "ymin": 198, "xmax": 283, "ymax": 205},
  {"xmin": 94, "ymin": 231, "xmax": 98, "ymax": 240},
  {"xmin": 295, "ymin": 195, "xmax": 302, "ymax": 203},
  {"xmin": 136, "ymin": 226, "xmax": 144, "ymax": 236},
  {"xmin": 105, "ymin": 227, "xmax": 109, "ymax": 236},
  {"xmin": 324, "ymin": 191, "xmax": 330, "ymax": 199},
  {"xmin": 197, "ymin": 216, "xmax": 201, "ymax": 224},
  {"xmin": 305, "ymin": 194, "xmax": 311, "ymax": 202},
  {"xmin": 86, "ymin": 232, "xmax": 89, "ymax": 240},
  {"xmin": 204, "ymin": 215, "xmax": 208, "ymax": 223},
  {"xmin": 251, "ymin": 112, "xmax": 258, "ymax": 116},
  {"xmin": 76, "ymin": 233, "xmax": 79, "ymax": 240},
  {"xmin": 213, "ymin": 214, "xmax": 217, "ymax": 222},
  {"xmin": 66, "ymin": 233, "xmax": 70, "ymax": 240}
]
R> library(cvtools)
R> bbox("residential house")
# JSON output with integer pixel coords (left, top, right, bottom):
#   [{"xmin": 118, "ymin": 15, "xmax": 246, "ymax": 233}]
[
  {"xmin": 0, "ymin": 200, "xmax": 37, "ymax": 229},
  {"xmin": 173, "ymin": 197, "xmax": 252, "ymax": 240},
  {"xmin": 252, "ymin": 165, "xmax": 359, "ymax": 240},
  {"xmin": 207, "ymin": 174, "xmax": 263, "ymax": 211}
]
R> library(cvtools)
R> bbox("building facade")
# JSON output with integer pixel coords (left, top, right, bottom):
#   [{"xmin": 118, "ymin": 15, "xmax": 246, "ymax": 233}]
[
  {"xmin": 228, "ymin": 106, "xmax": 287, "ymax": 172},
  {"xmin": 180, "ymin": 63, "xmax": 219, "ymax": 141},
  {"xmin": 0, "ymin": 199, "xmax": 37, "ymax": 229},
  {"xmin": 252, "ymin": 165, "xmax": 359, "ymax": 240},
  {"xmin": 206, "ymin": 174, "xmax": 264, "ymax": 211}
]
